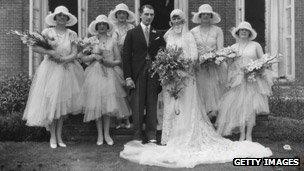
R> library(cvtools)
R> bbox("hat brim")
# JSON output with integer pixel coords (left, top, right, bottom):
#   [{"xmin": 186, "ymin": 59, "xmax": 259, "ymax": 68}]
[
  {"xmin": 231, "ymin": 27, "xmax": 257, "ymax": 41},
  {"xmin": 88, "ymin": 20, "xmax": 114, "ymax": 35},
  {"xmin": 192, "ymin": 11, "xmax": 221, "ymax": 24},
  {"xmin": 45, "ymin": 12, "xmax": 77, "ymax": 27},
  {"xmin": 108, "ymin": 9, "xmax": 136, "ymax": 23}
]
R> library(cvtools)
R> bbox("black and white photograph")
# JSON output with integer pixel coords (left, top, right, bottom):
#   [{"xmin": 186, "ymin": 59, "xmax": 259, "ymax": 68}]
[{"xmin": 0, "ymin": 0, "xmax": 304, "ymax": 170}]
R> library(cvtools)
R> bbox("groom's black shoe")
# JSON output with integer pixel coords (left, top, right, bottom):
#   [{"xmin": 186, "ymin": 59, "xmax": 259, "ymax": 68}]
[{"xmin": 132, "ymin": 130, "xmax": 143, "ymax": 142}]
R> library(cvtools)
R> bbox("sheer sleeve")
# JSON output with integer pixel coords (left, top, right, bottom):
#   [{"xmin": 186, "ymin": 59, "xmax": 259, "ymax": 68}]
[{"xmin": 69, "ymin": 30, "xmax": 78, "ymax": 43}]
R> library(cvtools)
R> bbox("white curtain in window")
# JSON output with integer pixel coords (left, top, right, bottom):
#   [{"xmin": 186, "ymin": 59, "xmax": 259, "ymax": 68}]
[{"xmin": 265, "ymin": 0, "xmax": 294, "ymax": 80}]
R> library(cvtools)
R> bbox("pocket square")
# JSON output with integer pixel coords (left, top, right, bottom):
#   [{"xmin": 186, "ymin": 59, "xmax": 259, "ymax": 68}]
[{"xmin": 154, "ymin": 37, "xmax": 160, "ymax": 40}]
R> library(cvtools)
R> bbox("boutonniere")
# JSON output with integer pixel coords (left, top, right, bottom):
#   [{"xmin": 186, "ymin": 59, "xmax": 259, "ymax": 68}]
[{"xmin": 151, "ymin": 29, "xmax": 156, "ymax": 33}]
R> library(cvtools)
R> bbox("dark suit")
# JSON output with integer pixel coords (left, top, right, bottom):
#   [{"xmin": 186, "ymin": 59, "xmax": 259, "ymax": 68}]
[{"xmin": 122, "ymin": 25, "xmax": 165, "ymax": 141}]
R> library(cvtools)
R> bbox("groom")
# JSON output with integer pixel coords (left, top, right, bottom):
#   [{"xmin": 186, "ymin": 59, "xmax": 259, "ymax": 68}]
[{"xmin": 122, "ymin": 4, "xmax": 165, "ymax": 143}]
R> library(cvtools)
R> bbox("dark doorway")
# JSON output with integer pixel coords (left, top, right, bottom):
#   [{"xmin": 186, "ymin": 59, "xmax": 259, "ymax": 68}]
[
  {"xmin": 49, "ymin": 0, "xmax": 78, "ymax": 33},
  {"xmin": 245, "ymin": 0, "xmax": 265, "ymax": 50},
  {"xmin": 140, "ymin": 0, "xmax": 174, "ymax": 33}
]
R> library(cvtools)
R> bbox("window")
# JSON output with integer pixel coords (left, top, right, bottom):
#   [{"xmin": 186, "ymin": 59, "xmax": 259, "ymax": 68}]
[{"xmin": 265, "ymin": 0, "xmax": 295, "ymax": 80}]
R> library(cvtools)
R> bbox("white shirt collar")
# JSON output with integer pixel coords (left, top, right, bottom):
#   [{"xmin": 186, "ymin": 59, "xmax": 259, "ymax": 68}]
[{"xmin": 140, "ymin": 22, "xmax": 150, "ymax": 31}]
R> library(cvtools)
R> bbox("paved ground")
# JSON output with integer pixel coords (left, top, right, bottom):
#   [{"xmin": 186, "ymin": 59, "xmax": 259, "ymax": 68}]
[{"xmin": 0, "ymin": 137, "xmax": 303, "ymax": 171}]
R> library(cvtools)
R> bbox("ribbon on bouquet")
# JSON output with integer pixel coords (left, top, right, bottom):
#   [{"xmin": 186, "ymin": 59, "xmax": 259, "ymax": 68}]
[
  {"xmin": 173, "ymin": 99, "xmax": 180, "ymax": 115},
  {"xmin": 99, "ymin": 62, "xmax": 108, "ymax": 77}
]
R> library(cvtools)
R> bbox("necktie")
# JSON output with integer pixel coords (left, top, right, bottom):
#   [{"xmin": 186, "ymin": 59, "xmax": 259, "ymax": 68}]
[{"xmin": 144, "ymin": 26, "xmax": 149, "ymax": 45}]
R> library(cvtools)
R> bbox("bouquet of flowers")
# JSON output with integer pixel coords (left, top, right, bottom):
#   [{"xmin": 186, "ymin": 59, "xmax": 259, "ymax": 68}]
[
  {"xmin": 198, "ymin": 46, "xmax": 238, "ymax": 66},
  {"xmin": 151, "ymin": 46, "xmax": 194, "ymax": 100},
  {"xmin": 8, "ymin": 30, "xmax": 67, "ymax": 65},
  {"xmin": 243, "ymin": 53, "xmax": 278, "ymax": 82},
  {"xmin": 8, "ymin": 30, "xmax": 53, "ymax": 50},
  {"xmin": 75, "ymin": 37, "xmax": 99, "ymax": 55},
  {"xmin": 214, "ymin": 46, "xmax": 239, "ymax": 65}
]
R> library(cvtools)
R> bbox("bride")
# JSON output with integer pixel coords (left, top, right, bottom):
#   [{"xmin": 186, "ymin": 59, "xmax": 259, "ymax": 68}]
[{"xmin": 120, "ymin": 9, "xmax": 272, "ymax": 168}]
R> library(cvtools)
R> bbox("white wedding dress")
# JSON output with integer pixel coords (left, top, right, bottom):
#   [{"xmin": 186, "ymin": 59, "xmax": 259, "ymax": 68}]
[{"xmin": 120, "ymin": 28, "xmax": 272, "ymax": 168}]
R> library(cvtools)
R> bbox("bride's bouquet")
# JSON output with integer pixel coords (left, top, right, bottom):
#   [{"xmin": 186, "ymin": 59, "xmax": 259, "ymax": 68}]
[
  {"xmin": 151, "ymin": 46, "xmax": 194, "ymax": 100},
  {"xmin": 198, "ymin": 46, "xmax": 238, "ymax": 66},
  {"xmin": 8, "ymin": 30, "xmax": 53, "ymax": 50},
  {"xmin": 243, "ymin": 54, "xmax": 278, "ymax": 82}
]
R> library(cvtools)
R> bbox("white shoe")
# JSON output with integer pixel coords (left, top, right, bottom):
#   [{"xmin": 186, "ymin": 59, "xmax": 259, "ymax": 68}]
[
  {"xmin": 105, "ymin": 137, "xmax": 114, "ymax": 146},
  {"xmin": 58, "ymin": 142, "xmax": 67, "ymax": 147},
  {"xmin": 50, "ymin": 141, "xmax": 57, "ymax": 149},
  {"xmin": 96, "ymin": 141, "xmax": 104, "ymax": 146}
]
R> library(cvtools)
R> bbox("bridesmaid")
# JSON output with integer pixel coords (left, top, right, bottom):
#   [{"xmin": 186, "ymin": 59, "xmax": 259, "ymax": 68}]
[
  {"xmin": 216, "ymin": 21, "xmax": 275, "ymax": 141},
  {"xmin": 108, "ymin": 3, "xmax": 135, "ymax": 129},
  {"xmin": 109, "ymin": 3, "xmax": 135, "ymax": 53},
  {"xmin": 79, "ymin": 15, "xmax": 131, "ymax": 146},
  {"xmin": 23, "ymin": 6, "xmax": 84, "ymax": 148},
  {"xmin": 190, "ymin": 4, "xmax": 227, "ymax": 118}
]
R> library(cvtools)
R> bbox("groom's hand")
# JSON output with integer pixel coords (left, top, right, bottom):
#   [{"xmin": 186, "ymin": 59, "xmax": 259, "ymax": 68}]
[{"xmin": 126, "ymin": 78, "xmax": 135, "ymax": 89}]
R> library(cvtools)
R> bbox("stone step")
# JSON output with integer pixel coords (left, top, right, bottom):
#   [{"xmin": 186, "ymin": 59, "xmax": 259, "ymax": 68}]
[{"xmin": 62, "ymin": 114, "xmax": 270, "ymax": 141}]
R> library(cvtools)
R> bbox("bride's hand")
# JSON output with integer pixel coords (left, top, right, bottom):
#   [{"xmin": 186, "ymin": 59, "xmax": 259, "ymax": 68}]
[{"xmin": 101, "ymin": 59, "xmax": 114, "ymax": 67}]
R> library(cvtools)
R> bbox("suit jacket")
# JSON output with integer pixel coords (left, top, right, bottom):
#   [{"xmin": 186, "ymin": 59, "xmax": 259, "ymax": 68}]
[{"xmin": 122, "ymin": 25, "xmax": 166, "ymax": 81}]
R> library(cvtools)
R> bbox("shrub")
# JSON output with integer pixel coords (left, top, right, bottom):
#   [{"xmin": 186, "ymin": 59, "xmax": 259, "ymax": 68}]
[
  {"xmin": 0, "ymin": 111, "xmax": 48, "ymax": 141},
  {"xmin": 0, "ymin": 73, "xmax": 31, "ymax": 115}
]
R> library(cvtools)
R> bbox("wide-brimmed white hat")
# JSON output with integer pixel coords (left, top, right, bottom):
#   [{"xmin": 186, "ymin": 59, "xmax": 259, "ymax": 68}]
[
  {"xmin": 45, "ymin": 6, "xmax": 77, "ymax": 26},
  {"xmin": 108, "ymin": 3, "xmax": 136, "ymax": 23},
  {"xmin": 192, "ymin": 4, "xmax": 221, "ymax": 24},
  {"xmin": 88, "ymin": 15, "xmax": 114, "ymax": 35},
  {"xmin": 231, "ymin": 21, "xmax": 257, "ymax": 40}
]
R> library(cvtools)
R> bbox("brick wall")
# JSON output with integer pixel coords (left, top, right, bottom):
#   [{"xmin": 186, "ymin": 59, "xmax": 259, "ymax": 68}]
[
  {"xmin": 295, "ymin": 0, "xmax": 304, "ymax": 82},
  {"xmin": 2, "ymin": 0, "xmax": 303, "ymax": 83},
  {"xmin": 0, "ymin": 0, "xmax": 236, "ymax": 80},
  {"xmin": 22, "ymin": 0, "xmax": 29, "ymax": 76},
  {"xmin": 188, "ymin": 0, "xmax": 236, "ymax": 46},
  {"xmin": 88, "ymin": 0, "xmax": 236, "ymax": 47},
  {"xmin": 0, "ymin": 0, "xmax": 29, "ymax": 79}
]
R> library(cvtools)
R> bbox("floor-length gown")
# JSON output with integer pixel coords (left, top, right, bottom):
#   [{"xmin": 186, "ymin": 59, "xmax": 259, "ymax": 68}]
[
  {"xmin": 191, "ymin": 25, "xmax": 227, "ymax": 114},
  {"xmin": 119, "ymin": 29, "xmax": 272, "ymax": 168}
]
